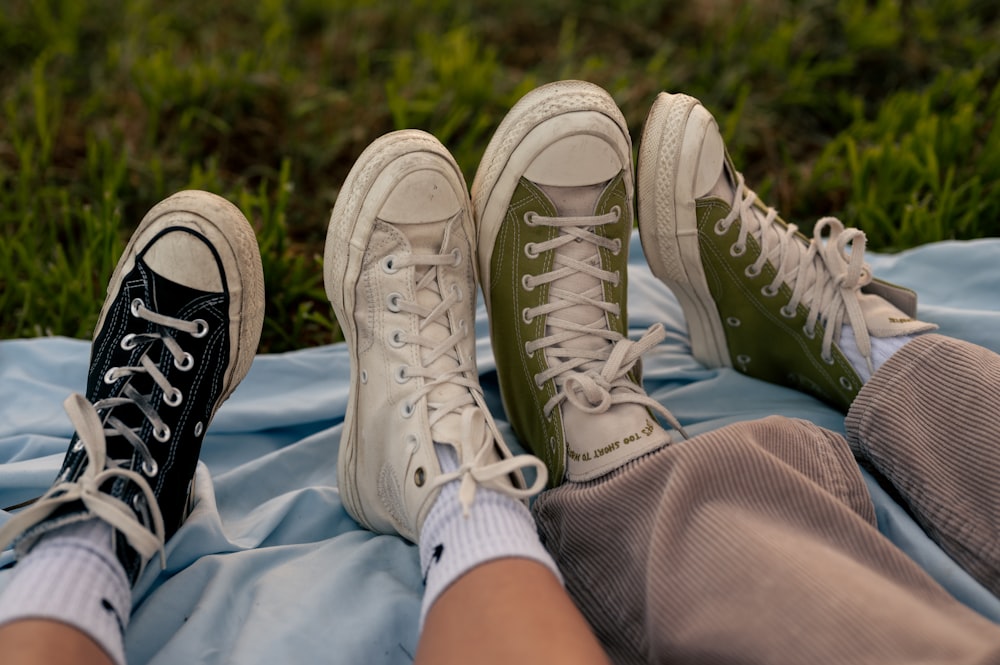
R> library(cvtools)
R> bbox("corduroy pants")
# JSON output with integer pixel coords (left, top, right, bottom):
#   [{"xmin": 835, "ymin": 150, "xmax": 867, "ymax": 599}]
[{"xmin": 534, "ymin": 334, "xmax": 1000, "ymax": 664}]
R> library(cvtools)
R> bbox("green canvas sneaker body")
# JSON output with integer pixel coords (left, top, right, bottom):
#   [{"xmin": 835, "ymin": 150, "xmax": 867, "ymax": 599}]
[
  {"xmin": 637, "ymin": 92, "xmax": 936, "ymax": 411},
  {"xmin": 474, "ymin": 80, "xmax": 686, "ymax": 486}
]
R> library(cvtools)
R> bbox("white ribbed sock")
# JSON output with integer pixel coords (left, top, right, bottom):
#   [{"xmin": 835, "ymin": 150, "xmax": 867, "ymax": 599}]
[
  {"xmin": 839, "ymin": 324, "xmax": 916, "ymax": 383},
  {"xmin": 0, "ymin": 519, "xmax": 130, "ymax": 665},
  {"xmin": 418, "ymin": 444, "xmax": 560, "ymax": 626}
]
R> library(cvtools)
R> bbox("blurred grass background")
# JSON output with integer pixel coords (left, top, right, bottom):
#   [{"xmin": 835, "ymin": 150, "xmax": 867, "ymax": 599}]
[{"xmin": 2, "ymin": 0, "xmax": 998, "ymax": 352}]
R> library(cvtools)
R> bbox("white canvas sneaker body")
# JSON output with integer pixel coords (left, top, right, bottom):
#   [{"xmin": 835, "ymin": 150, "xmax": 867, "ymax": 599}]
[{"xmin": 325, "ymin": 130, "xmax": 545, "ymax": 543}]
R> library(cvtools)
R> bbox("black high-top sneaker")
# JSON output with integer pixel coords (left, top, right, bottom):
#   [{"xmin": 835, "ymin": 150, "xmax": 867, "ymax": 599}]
[{"xmin": 0, "ymin": 190, "xmax": 264, "ymax": 584}]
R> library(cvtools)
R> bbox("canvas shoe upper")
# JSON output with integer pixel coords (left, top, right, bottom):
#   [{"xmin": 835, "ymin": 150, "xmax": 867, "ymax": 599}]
[
  {"xmin": 325, "ymin": 130, "xmax": 546, "ymax": 544},
  {"xmin": 0, "ymin": 190, "xmax": 265, "ymax": 584},
  {"xmin": 637, "ymin": 92, "xmax": 937, "ymax": 411},
  {"xmin": 473, "ymin": 80, "xmax": 688, "ymax": 486}
]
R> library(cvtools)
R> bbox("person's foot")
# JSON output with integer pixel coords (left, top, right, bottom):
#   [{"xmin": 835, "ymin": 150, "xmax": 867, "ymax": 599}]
[
  {"xmin": 325, "ymin": 130, "xmax": 546, "ymax": 543},
  {"xmin": 0, "ymin": 190, "xmax": 265, "ymax": 583},
  {"xmin": 473, "ymin": 80, "xmax": 687, "ymax": 487},
  {"xmin": 637, "ymin": 92, "xmax": 936, "ymax": 411}
]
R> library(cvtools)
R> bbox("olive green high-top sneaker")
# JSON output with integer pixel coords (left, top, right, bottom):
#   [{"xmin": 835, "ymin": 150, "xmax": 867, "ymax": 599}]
[
  {"xmin": 637, "ymin": 92, "xmax": 937, "ymax": 411},
  {"xmin": 473, "ymin": 80, "xmax": 687, "ymax": 487}
]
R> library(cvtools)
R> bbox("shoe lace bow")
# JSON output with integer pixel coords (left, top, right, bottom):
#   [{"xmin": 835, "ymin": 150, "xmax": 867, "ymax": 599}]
[{"xmin": 720, "ymin": 172, "xmax": 875, "ymax": 373}]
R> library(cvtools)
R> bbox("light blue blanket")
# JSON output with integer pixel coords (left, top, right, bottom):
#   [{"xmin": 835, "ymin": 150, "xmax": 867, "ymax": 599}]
[{"xmin": 1, "ymin": 231, "xmax": 998, "ymax": 663}]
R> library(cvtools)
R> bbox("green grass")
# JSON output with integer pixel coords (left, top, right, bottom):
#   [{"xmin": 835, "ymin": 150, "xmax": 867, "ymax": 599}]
[{"xmin": 2, "ymin": 0, "xmax": 998, "ymax": 351}]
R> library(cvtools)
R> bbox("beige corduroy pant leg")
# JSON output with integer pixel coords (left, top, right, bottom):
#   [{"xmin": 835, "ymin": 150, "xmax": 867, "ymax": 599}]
[{"xmin": 533, "ymin": 335, "xmax": 1000, "ymax": 665}]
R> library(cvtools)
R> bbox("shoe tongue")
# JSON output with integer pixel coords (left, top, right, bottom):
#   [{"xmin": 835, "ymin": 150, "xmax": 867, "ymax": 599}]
[
  {"xmin": 858, "ymin": 292, "xmax": 937, "ymax": 338},
  {"xmin": 536, "ymin": 182, "xmax": 611, "ymax": 359},
  {"xmin": 562, "ymin": 401, "xmax": 671, "ymax": 482},
  {"xmin": 395, "ymin": 219, "xmax": 471, "ymax": 445},
  {"xmin": 146, "ymin": 260, "xmax": 221, "ymax": 318}
]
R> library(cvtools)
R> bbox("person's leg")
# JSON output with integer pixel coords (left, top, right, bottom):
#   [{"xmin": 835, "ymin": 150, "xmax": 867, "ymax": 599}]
[
  {"xmin": 324, "ymin": 130, "xmax": 609, "ymax": 665},
  {"xmin": 847, "ymin": 333, "xmax": 1000, "ymax": 594},
  {"xmin": 418, "ymin": 558, "xmax": 609, "ymax": 665},
  {"xmin": 0, "ymin": 620, "xmax": 113, "ymax": 665},
  {"xmin": 0, "ymin": 191, "xmax": 264, "ymax": 665},
  {"xmin": 620, "ymin": 89, "xmax": 1000, "ymax": 662},
  {"xmin": 470, "ymin": 81, "xmax": 1000, "ymax": 664},
  {"xmin": 534, "ymin": 416, "xmax": 1000, "ymax": 665}
]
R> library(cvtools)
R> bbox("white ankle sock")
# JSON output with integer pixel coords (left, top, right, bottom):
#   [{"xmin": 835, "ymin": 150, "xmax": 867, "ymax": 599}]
[
  {"xmin": 0, "ymin": 519, "xmax": 130, "ymax": 665},
  {"xmin": 839, "ymin": 325, "xmax": 916, "ymax": 383},
  {"xmin": 418, "ymin": 444, "xmax": 561, "ymax": 626}
]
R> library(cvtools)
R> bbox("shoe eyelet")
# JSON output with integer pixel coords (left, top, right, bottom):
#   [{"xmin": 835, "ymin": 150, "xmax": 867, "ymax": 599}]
[
  {"xmin": 714, "ymin": 219, "xmax": 729, "ymax": 236},
  {"xmin": 736, "ymin": 354, "xmax": 752, "ymax": 368},
  {"xmin": 141, "ymin": 459, "xmax": 159, "ymax": 476},
  {"xmin": 611, "ymin": 238, "xmax": 623, "ymax": 255},
  {"xmin": 380, "ymin": 255, "xmax": 399, "ymax": 274},
  {"xmin": 360, "ymin": 369, "xmax": 369, "ymax": 384},
  {"xmin": 450, "ymin": 248, "xmax": 462, "ymax": 266},
  {"xmin": 534, "ymin": 374, "xmax": 544, "ymax": 388},
  {"xmin": 175, "ymin": 352, "xmax": 195, "ymax": 371},
  {"xmin": 745, "ymin": 264, "xmax": 762, "ymax": 278},
  {"xmin": 839, "ymin": 376, "xmax": 853, "ymax": 390},
  {"xmin": 414, "ymin": 467, "xmax": 426, "ymax": 487},
  {"xmin": 192, "ymin": 319, "xmax": 209, "ymax": 338},
  {"xmin": 394, "ymin": 365, "xmax": 409, "ymax": 384},
  {"xmin": 524, "ymin": 242, "xmax": 539, "ymax": 259},
  {"xmin": 780, "ymin": 304, "xmax": 797, "ymax": 318},
  {"xmin": 386, "ymin": 292, "xmax": 402, "ymax": 312},
  {"xmin": 120, "ymin": 334, "xmax": 138, "ymax": 350},
  {"xmin": 104, "ymin": 368, "xmax": 119, "ymax": 384},
  {"xmin": 164, "ymin": 388, "xmax": 183, "ymax": 407},
  {"xmin": 803, "ymin": 325, "xmax": 816, "ymax": 339},
  {"xmin": 72, "ymin": 439, "xmax": 85, "ymax": 452},
  {"xmin": 193, "ymin": 421, "xmax": 204, "ymax": 437},
  {"xmin": 401, "ymin": 401, "xmax": 415, "ymax": 418},
  {"xmin": 761, "ymin": 284, "xmax": 779, "ymax": 298},
  {"xmin": 522, "ymin": 308, "xmax": 534, "ymax": 324},
  {"xmin": 730, "ymin": 243, "xmax": 747, "ymax": 258},
  {"xmin": 130, "ymin": 298, "xmax": 144, "ymax": 317},
  {"xmin": 612, "ymin": 270, "xmax": 621, "ymax": 286},
  {"xmin": 451, "ymin": 284, "xmax": 463, "ymax": 302},
  {"xmin": 726, "ymin": 316, "xmax": 741, "ymax": 327},
  {"xmin": 388, "ymin": 330, "xmax": 405, "ymax": 348},
  {"xmin": 153, "ymin": 425, "xmax": 170, "ymax": 443},
  {"xmin": 523, "ymin": 211, "xmax": 538, "ymax": 227},
  {"xmin": 609, "ymin": 205, "xmax": 623, "ymax": 222},
  {"xmin": 822, "ymin": 353, "xmax": 835, "ymax": 366},
  {"xmin": 521, "ymin": 274, "xmax": 536, "ymax": 292}
]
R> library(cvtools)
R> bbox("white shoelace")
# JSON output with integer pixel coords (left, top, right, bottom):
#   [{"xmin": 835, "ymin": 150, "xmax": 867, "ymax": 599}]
[
  {"xmin": 0, "ymin": 302, "xmax": 204, "ymax": 568},
  {"xmin": 388, "ymin": 250, "xmax": 547, "ymax": 515},
  {"xmin": 523, "ymin": 209, "xmax": 689, "ymax": 438},
  {"xmin": 719, "ymin": 172, "xmax": 875, "ymax": 373}
]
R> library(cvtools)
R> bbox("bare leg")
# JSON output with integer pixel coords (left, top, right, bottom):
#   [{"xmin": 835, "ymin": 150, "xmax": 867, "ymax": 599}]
[
  {"xmin": 0, "ymin": 619, "xmax": 113, "ymax": 665},
  {"xmin": 417, "ymin": 559, "xmax": 610, "ymax": 665}
]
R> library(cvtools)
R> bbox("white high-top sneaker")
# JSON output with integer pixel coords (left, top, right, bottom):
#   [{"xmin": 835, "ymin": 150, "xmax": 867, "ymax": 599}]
[
  {"xmin": 325, "ymin": 130, "xmax": 547, "ymax": 543},
  {"xmin": 473, "ymin": 80, "xmax": 687, "ymax": 486}
]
